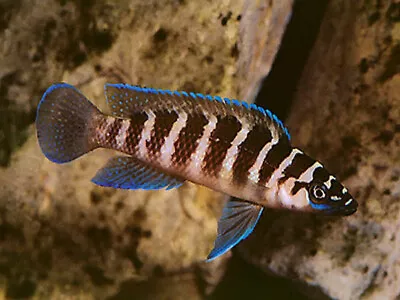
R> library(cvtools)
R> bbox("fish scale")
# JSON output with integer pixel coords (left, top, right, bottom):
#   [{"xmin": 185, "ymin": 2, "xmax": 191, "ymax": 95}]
[
  {"xmin": 36, "ymin": 82, "xmax": 358, "ymax": 261},
  {"xmin": 171, "ymin": 113, "xmax": 208, "ymax": 167},
  {"xmin": 232, "ymin": 123, "xmax": 272, "ymax": 185},
  {"xmin": 146, "ymin": 110, "xmax": 178, "ymax": 159},
  {"xmin": 202, "ymin": 115, "xmax": 242, "ymax": 177}
]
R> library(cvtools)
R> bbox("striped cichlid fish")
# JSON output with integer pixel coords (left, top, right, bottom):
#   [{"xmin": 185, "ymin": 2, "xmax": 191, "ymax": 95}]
[{"xmin": 36, "ymin": 83, "xmax": 358, "ymax": 261}]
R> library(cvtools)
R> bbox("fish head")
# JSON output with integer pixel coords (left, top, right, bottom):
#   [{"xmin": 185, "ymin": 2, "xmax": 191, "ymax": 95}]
[
  {"xmin": 306, "ymin": 175, "xmax": 358, "ymax": 216},
  {"xmin": 276, "ymin": 162, "xmax": 358, "ymax": 216}
]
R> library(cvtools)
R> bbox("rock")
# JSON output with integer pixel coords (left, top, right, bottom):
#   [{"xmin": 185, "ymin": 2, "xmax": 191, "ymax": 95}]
[
  {"xmin": 0, "ymin": 0, "xmax": 292, "ymax": 298},
  {"xmin": 239, "ymin": 1, "xmax": 400, "ymax": 299},
  {"xmin": 237, "ymin": 0, "xmax": 294, "ymax": 101}
]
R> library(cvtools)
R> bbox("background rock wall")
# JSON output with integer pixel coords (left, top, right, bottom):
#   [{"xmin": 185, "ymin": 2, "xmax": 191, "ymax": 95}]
[
  {"xmin": 239, "ymin": 1, "xmax": 400, "ymax": 299},
  {"xmin": 0, "ymin": 0, "xmax": 293, "ymax": 299}
]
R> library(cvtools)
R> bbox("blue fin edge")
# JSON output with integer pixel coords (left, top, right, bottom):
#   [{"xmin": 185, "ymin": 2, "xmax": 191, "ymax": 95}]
[
  {"xmin": 104, "ymin": 83, "xmax": 291, "ymax": 140},
  {"xmin": 37, "ymin": 82, "xmax": 79, "ymax": 115},
  {"xmin": 205, "ymin": 206, "xmax": 264, "ymax": 262}
]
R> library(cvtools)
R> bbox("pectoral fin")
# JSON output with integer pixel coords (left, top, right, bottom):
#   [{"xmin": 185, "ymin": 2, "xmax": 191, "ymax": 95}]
[{"xmin": 207, "ymin": 200, "xmax": 263, "ymax": 261}]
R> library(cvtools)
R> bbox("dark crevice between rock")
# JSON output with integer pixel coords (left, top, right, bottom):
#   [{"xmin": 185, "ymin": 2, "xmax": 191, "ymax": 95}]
[
  {"xmin": 208, "ymin": 255, "xmax": 309, "ymax": 300},
  {"xmin": 219, "ymin": 1, "xmax": 330, "ymax": 300},
  {"xmin": 5, "ymin": 278, "xmax": 37, "ymax": 299},
  {"xmin": 107, "ymin": 279, "xmax": 156, "ymax": 300},
  {"xmin": 0, "ymin": 0, "xmax": 21, "ymax": 32},
  {"xmin": 254, "ymin": 0, "xmax": 330, "ymax": 121},
  {"xmin": 378, "ymin": 43, "xmax": 400, "ymax": 83},
  {"xmin": 121, "ymin": 208, "xmax": 151, "ymax": 272},
  {"xmin": 57, "ymin": 0, "xmax": 115, "ymax": 69},
  {"xmin": 0, "ymin": 72, "xmax": 36, "ymax": 167},
  {"xmin": 83, "ymin": 264, "xmax": 114, "ymax": 286}
]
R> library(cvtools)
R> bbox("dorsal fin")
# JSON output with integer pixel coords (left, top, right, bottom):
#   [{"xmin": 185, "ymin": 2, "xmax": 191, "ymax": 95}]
[{"xmin": 104, "ymin": 83, "xmax": 290, "ymax": 140}]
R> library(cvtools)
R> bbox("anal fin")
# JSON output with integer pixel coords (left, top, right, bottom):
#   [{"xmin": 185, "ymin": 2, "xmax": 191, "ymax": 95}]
[
  {"xmin": 92, "ymin": 156, "xmax": 185, "ymax": 190},
  {"xmin": 207, "ymin": 199, "xmax": 264, "ymax": 261}
]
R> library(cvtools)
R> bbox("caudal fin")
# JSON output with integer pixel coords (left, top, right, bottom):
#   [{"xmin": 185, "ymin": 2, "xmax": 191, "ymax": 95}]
[{"xmin": 36, "ymin": 83, "xmax": 101, "ymax": 163}]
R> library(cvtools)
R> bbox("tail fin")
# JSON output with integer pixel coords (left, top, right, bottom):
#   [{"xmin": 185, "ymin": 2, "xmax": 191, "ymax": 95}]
[{"xmin": 36, "ymin": 83, "xmax": 101, "ymax": 163}]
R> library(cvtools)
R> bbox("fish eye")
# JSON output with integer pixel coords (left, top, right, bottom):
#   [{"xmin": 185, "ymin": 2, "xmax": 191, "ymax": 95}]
[{"xmin": 310, "ymin": 184, "xmax": 327, "ymax": 202}]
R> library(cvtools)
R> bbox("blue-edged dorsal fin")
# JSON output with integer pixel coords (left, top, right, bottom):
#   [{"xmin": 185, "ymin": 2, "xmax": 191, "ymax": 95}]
[
  {"xmin": 91, "ymin": 156, "xmax": 185, "ymax": 190},
  {"xmin": 104, "ymin": 83, "xmax": 290, "ymax": 140},
  {"xmin": 206, "ymin": 200, "xmax": 264, "ymax": 261}
]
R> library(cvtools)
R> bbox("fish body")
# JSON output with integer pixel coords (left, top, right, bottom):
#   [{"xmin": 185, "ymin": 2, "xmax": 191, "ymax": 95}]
[{"xmin": 36, "ymin": 83, "xmax": 358, "ymax": 261}]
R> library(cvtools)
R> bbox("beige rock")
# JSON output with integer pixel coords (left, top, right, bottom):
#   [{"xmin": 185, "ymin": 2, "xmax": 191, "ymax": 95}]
[{"xmin": 239, "ymin": 1, "xmax": 400, "ymax": 299}]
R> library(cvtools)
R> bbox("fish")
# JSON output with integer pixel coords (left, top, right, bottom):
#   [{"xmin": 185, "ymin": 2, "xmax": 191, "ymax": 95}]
[{"xmin": 36, "ymin": 82, "xmax": 358, "ymax": 261}]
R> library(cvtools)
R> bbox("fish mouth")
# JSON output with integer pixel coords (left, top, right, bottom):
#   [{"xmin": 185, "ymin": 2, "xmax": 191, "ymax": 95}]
[{"xmin": 328, "ymin": 199, "xmax": 358, "ymax": 216}]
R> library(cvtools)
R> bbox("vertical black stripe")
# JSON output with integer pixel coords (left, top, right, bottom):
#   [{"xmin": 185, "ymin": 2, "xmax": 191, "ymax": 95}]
[
  {"xmin": 290, "ymin": 166, "xmax": 329, "ymax": 196},
  {"xmin": 282, "ymin": 152, "xmax": 315, "ymax": 179},
  {"xmin": 146, "ymin": 110, "xmax": 178, "ymax": 158},
  {"xmin": 258, "ymin": 138, "xmax": 292, "ymax": 184},
  {"xmin": 258, "ymin": 160, "xmax": 275, "ymax": 185},
  {"xmin": 171, "ymin": 113, "xmax": 208, "ymax": 167},
  {"xmin": 232, "ymin": 124, "xmax": 272, "ymax": 185},
  {"xmin": 265, "ymin": 138, "xmax": 292, "ymax": 167},
  {"xmin": 124, "ymin": 111, "xmax": 148, "ymax": 155},
  {"xmin": 291, "ymin": 181, "xmax": 308, "ymax": 195},
  {"xmin": 202, "ymin": 115, "xmax": 242, "ymax": 176},
  {"xmin": 330, "ymin": 180, "xmax": 343, "ymax": 195},
  {"xmin": 313, "ymin": 166, "xmax": 330, "ymax": 182}
]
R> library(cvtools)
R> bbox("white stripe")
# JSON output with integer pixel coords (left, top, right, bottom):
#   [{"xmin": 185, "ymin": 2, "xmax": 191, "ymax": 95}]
[
  {"xmin": 219, "ymin": 122, "xmax": 251, "ymax": 179},
  {"xmin": 188, "ymin": 114, "xmax": 217, "ymax": 173},
  {"xmin": 115, "ymin": 119, "xmax": 131, "ymax": 149},
  {"xmin": 345, "ymin": 199, "xmax": 353, "ymax": 206},
  {"xmin": 160, "ymin": 111, "xmax": 188, "ymax": 167},
  {"xmin": 248, "ymin": 128, "xmax": 280, "ymax": 184},
  {"xmin": 104, "ymin": 117, "xmax": 115, "ymax": 137},
  {"xmin": 324, "ymin": 175, "xmax": 336, "ymax": 189},
  {"xmin": 276, "ymin": 177, "xmax": 311, "ymax": 209},
  {"xmin": 266, "ymin": 148, "xmax": 303, "ymax": 188},
  {"xmin": 298, "ymin": 161, "xmax": 323, "ymax": 183},
  {"xmin": 138, "ymin": 110, "xmax": 156, "ymax": 159}
]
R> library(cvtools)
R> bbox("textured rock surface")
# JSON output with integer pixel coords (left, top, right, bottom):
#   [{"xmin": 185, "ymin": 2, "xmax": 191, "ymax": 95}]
[
  {"xmin": 237, "ymin": 0, "xmax": 293, "ymax": 102},
  {"xmin": 0, "ymin": 0, "xmax": 292, "ymax": 298},
  {"xmin": 239, "ymin": 1, "xmax": 400, "ymax": 299}
]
